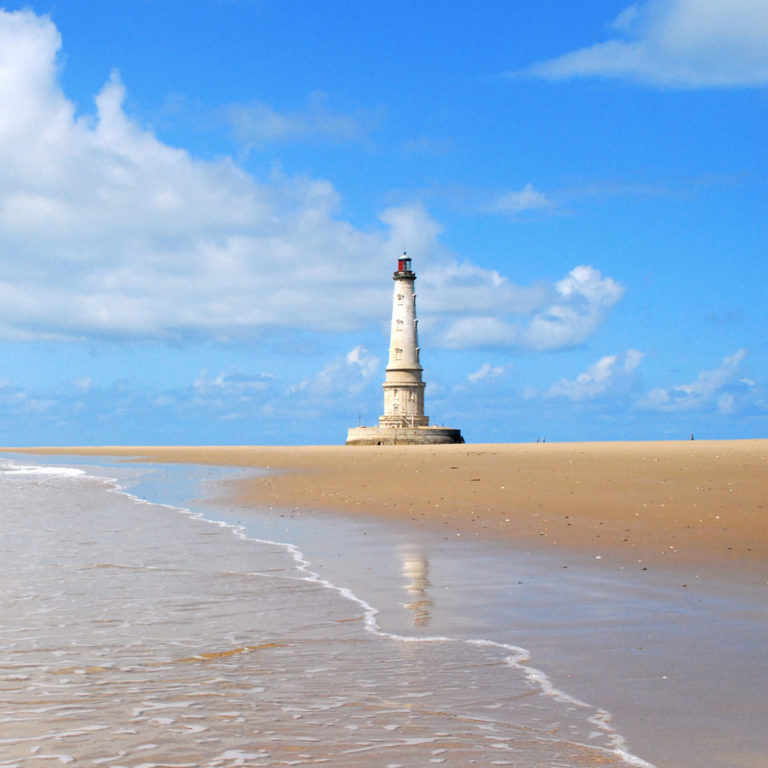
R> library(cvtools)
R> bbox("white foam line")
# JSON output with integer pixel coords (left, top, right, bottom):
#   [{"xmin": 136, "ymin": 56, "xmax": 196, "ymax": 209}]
[
  {"xmin": 3, "ymin": 456, "xmax": 656, "ymax": 768},
  {"xmin": 0, "ymin": 459, "xmax": 87, "ymax": 478},
  {"xmin": 175, "ymin": 513, "xmax": 656, "ymax": 768}
]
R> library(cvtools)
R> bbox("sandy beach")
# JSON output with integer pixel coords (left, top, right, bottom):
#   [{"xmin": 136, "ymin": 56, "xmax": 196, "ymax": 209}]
[
  {"xmin": 10, "ymin": 439, "xmax": 768, "ymax": 768},
  {"xmin": 18, "ymin": 439, "xmax": 767, "ymax": 576}
]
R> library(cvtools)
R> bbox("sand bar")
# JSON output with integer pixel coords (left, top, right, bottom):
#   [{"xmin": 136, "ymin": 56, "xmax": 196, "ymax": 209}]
[{"xmin": 15, "ymin": 439, "xmax": 768, "ymax": 579}]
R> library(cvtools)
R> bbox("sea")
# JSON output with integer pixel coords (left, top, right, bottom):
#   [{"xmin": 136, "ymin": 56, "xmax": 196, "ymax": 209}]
[{"xmin": 0, "ymin": 455, "xmax": 658, "ymax": 768}]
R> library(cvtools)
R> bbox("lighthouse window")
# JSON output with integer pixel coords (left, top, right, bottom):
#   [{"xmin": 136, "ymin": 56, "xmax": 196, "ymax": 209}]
[
  {"xmin": 396, "ymin": 319, "xmax": 403, "ymax": 329},
  {"xmin": 397, "ymin": 294, "xmax": 403, "ymax": 304},
  {"xmin": 395, "ymin": 348, "xmax": 402, "ymax": 361}
]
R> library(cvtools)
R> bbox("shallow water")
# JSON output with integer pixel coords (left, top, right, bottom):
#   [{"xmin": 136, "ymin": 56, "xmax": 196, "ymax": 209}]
[{"xmin": 0, "ymin": 458, "xmax": 653, "ymax": 767}]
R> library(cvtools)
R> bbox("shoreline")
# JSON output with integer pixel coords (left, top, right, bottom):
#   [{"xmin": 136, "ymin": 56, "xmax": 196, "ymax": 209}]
[
  {"xmin": 1, "ymin": 456, "xmax": 664, "ymax": 768},
  {"xmin": 4, "ymin": 439, "xmax": 768, "ymax": 768},
  {"xmin": 10, "ymin": 439, "xmax": 767, "ymax": 580}
]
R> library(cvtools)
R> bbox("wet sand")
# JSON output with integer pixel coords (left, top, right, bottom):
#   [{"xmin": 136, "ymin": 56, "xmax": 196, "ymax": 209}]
[
  {"xmin": 12, "ymin": 439, "xmax": 768, "ymax": 768},
  {"xmin": 18, "ymin": 439, "xmax": 767, "ymax": 577}
]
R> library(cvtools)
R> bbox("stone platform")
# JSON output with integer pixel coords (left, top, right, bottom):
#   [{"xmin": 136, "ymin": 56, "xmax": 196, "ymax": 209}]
[{"xmin": 345, "ymin": 426, "xmax": 464, "ymax": 446}]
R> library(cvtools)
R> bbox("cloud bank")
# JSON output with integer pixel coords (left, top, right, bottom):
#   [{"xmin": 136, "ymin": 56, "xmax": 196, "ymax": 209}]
[
  {"xmin": 436, "ymin": 265, "xmax": 624, "ymax": 350},
  {"xmin": 0, "ymin": 10, "xmax": 402, "ymax": 342},
  {"xmin": 0, "ymin": 9, "xmax": 622, "ymax": 353},
  {"xmin": 527, "ymin": 0, "xmax": 768, "ymax": 88},
  {"xmin": 637, "ymin": 349, "xmax": 750, "ymax": 412}
]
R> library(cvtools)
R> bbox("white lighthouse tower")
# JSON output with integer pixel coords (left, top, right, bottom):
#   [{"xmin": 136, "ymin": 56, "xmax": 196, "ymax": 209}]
[
  {"xmin": 380, "ymin": 254, "xmax": 428, "ymax": 428},
  {"xmin": 346, "ymin": 254, "xmax": 463, "ymax": 446}
]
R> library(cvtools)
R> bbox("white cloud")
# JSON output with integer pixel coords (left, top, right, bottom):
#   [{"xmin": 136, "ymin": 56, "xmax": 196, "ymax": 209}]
[
  {"xmin": 636, "ymin": 349, "xmax": 747, "ymax": 411},
  {"xmin": 526, "ymin": 0, "xmax": 768, "ymax": 88},
  {"xmin": 289, "ymin": 346, "xmax": 381, "ymax": 398},
  {"xmin": 547, "ymin": 349, "xmax": 644, "ymax": 400},
  {"xmin": 194, "ymin": 370, "xmax": 274, "ymax": 398},
  {"xmin": 346, "ymin": 344, "xmax": 380, "ymax": 380},
  {"xmin": 524, "ymin": 266, "xmax": 625, "ymax": 350},
  {"xmin": 419, "ymin": 260, "xmax": 548, "ymax": 318},
  {"xmin": 467, "ymin": 363, "xmax": 505, "ymax": 383},
  {"xmin": 492, "ymin": 183, "xmax": 553, "ymax": 215},
  {"xmin": 379, "ymin": 205, "xmax": 444, "ymax": 260},
  {"xmin": 438, "ymin": 266, "xmax": 624, "ymax": 350},
  {"xmin": 0, "ymin": 10, "xmax": 422, "ymax": 343},
  {"xmin": 440, "ymin": 317, "xmax": 520, "ymax": 349},
  {"xmin": 0, "ymin": 9, "xmax": 624, "ymax": 358}
]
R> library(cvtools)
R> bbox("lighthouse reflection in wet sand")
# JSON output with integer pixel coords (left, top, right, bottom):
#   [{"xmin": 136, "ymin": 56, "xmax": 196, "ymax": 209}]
[
  {"xmin": 0, "ymin": 457, "xmax": 653, "ymax": 767},
  {"xmin": 401, "ymin": 548, "xmax": 433, "ymax": 627}
]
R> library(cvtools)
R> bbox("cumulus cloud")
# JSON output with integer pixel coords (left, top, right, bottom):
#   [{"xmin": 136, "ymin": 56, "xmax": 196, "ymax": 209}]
[
  {"xmin": 0, "ymin": 9, "xmax": 623, "ymax": 358},
  {"xmin": 0, "ymin": 10, "xmax": 417, "ymax": 343},
  {"xmin": 419, "ymin": 259, "xmax": 548, "ymax": 317},
  {"xmin": 492, "ymin": 183, "xmax": 553, "ymax": 215},
  {"xmin": 526, "ymin": 0, "xmax": 768, "ymax": 88},
  {"xmin": 438, "ymin": 266, "xmax": 624, "ymax": 350},
  {"xmin": 547, "ymin": 349, "xmax": 644, "ymax": 400},
  {"xmin": 636, "ymin": 349, "xmax": 748, "ymax": 411},
  {"xmin": 525, "ymin": 266, "xmax": 625, "ymax": 349}
]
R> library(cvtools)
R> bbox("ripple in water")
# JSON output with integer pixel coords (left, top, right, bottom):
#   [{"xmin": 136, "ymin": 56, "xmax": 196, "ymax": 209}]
[{"xmin": 0, "ymin": 460, "xmax": 653, "ymax": 767}]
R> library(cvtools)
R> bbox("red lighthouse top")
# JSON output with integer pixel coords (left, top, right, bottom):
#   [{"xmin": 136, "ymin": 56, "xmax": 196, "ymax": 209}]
[{"xmin": 395, "ymin": 252, "xmax": 415, "ymax": 278}]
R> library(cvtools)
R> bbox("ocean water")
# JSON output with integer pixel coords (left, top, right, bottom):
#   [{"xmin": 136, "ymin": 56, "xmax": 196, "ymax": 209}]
[{"xmin": 0, "ymin": 457, "xmax": 654, "ymax": 768}]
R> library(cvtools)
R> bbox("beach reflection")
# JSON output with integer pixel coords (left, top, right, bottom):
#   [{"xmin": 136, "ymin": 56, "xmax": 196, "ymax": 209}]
[{"xmin": 401, "ymin": 549, "xmax": 433, "ymax": 627}]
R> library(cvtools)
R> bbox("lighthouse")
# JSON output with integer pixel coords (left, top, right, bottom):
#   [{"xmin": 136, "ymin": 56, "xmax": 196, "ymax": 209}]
[
  {"xmin": 346, "ymin": 254, "xmax": 463, "ymax": 446},
  {"xmin": 380, "ymin": 254, "xmax": 428, "ymax": 428}
]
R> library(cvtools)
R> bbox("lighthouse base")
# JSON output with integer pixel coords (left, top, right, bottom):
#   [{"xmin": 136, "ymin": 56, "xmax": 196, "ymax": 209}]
[{"xmin": 345, "ymin": 425, "xmax": 464, "ymax": 446}]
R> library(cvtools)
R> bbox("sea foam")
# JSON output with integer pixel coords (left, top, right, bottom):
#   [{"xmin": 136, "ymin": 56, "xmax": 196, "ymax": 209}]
[{"xmin": 0, "ymin": 455, "xmax": 656, "ymax": 768}]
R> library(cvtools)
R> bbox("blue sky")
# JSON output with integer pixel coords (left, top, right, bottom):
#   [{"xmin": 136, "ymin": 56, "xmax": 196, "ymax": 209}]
[{"xmin": 0, "ymin": 0, "xmax": 765, "ymax": 445}]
